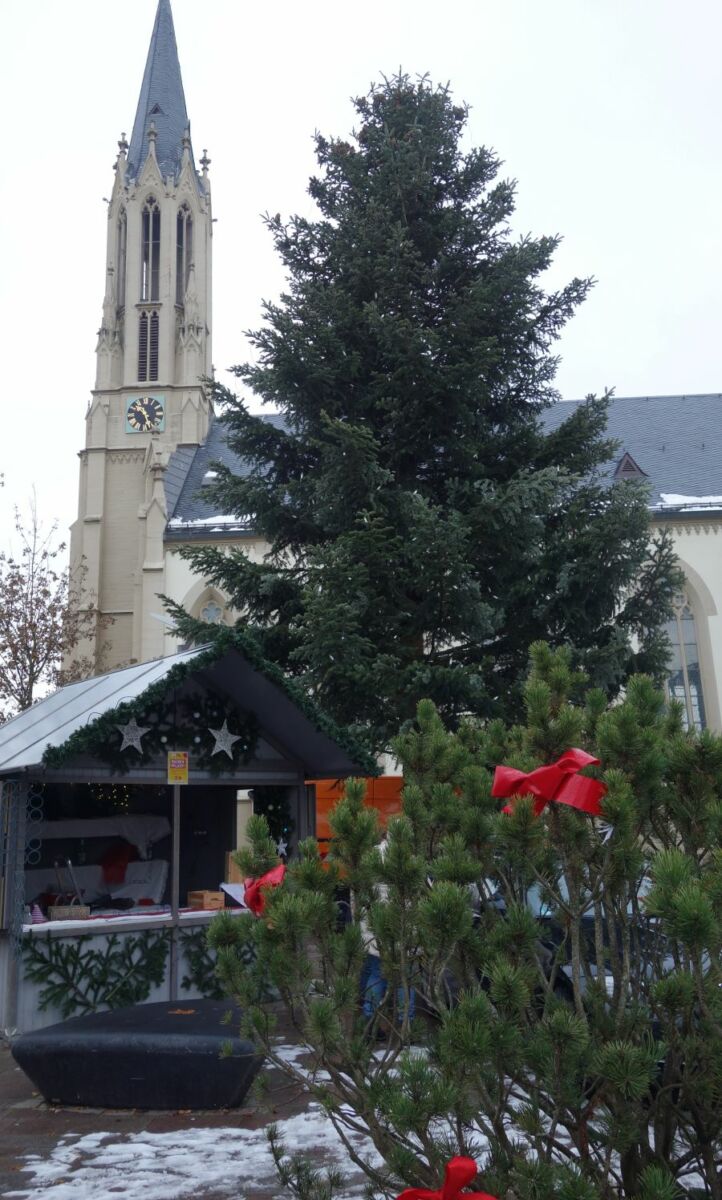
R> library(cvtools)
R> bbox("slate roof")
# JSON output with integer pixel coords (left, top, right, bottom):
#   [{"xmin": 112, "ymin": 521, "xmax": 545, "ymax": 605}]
[
  {"xmin": 164, "ymin": 394, "xmax": 722, "ymax": 540},
  {"xmin": 127, "ymin": 0, "xmax": 196, "ymax": 183},
  {"xmin": 542, "ymin": 393, "xmax": 722, "ymax": 511},
  {"xmin": 163, "ymin": 443, "xmax": 197, "ymax": 518},
  {"xmin": 166, "ymin": 415, "xmax": 286, "ymax": 538}
]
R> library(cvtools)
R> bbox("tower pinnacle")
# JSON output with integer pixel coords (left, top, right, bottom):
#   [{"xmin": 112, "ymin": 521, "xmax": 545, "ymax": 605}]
[{"xmin": 127, "ymin": 0, "xmax": 191, "ymax": 181}]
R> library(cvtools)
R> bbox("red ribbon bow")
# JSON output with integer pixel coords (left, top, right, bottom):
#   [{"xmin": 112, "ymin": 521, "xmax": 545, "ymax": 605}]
[
  {"xmin": 243, "ymin": 863, "xmax": 286, "ymax": 916},
  {"xmin": 397, "ymin": 1156, "xmax": 496, "ymax": 1200},
  {"xmin": 492, "ymin": 748, "xmax": 606, "ymax": 817}
]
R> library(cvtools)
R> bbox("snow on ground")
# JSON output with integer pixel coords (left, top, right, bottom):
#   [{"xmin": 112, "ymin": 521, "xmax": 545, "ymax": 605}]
[{"xmin": 4, "ymin": 1106, "xmax": 376, "ymax": 1200}]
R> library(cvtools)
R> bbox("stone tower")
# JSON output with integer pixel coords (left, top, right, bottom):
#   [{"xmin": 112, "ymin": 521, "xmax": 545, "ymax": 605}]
[{"xmin": 69, "ymin": 0, "xmax": 212, "ymax": 670}]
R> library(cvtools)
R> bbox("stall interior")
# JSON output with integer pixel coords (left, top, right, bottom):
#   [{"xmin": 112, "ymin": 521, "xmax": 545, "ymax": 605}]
[{"xmin": 25, "ymin": 783, "xmax": 237, "ymax": 923}]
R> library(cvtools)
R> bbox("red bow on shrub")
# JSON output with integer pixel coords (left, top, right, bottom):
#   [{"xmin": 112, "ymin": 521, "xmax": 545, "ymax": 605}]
[
  {"xmin": 492, "ymin": 748, "xmax": 606, "ymax": 817},
  {"xmin": 397, "ymin": 1156, "xmax": 496, "ymax": 1200},
  {"xmin": 243, "ymin": 863, "xmax": 286, "ymax": 915}
]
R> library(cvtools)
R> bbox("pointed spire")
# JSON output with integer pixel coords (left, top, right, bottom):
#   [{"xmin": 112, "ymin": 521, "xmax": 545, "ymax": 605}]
[{"xmin": 127, "ymin": 0, "xmax": 192, "ymax": 181}]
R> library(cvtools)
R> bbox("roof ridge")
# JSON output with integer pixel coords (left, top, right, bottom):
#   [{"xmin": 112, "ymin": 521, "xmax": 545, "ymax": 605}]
[{"xmin": 559, "ymin": 392, "xmax": 722, "ymax": 405}]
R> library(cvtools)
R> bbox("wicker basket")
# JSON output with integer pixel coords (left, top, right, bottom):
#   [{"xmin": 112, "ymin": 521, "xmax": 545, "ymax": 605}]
[{"xmin": 48, "ymin": 905, "xmax": 91, "ymax": 921}]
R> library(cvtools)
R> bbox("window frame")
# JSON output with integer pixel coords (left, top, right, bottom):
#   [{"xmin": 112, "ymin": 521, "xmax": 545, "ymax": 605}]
[
  {"xmin": 137, "ymin": 309, "xmax": 160, "ymax": 383},
  {"xmin": 141, "ymin": 196, "xmax": 161, "ymax": 303},
  {"xmin": 175, "ymin": 205, "xmax": 193, "ymax": 306},
  {"xmin": 665, "ymin": 590, "xmax": 706, "ymax": 731}
]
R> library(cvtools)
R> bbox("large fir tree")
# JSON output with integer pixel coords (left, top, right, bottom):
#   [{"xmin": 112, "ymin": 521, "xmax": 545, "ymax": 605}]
[{"xmin": 173, "ymin": 75, "xmax": 679, "ymax": 750}]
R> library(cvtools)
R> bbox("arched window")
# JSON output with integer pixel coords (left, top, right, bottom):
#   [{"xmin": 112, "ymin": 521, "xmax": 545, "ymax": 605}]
[
  {"xmin": 138, "ymin": 309, "xmax": 159, "ymax": 382},
  {"xmin": 176, "ymin": 205, "xmax": 193, "ymax": 304},
  {"xmin": 116, "ymin": 208, "xmax": 127, "ymax": 311},
  {"xmin": 665, "ymin": 590, "xmax": 706, "ymax": 730},
  {"xmin": 141, "ymin": 196, "xmax": 160, "ymax": 302},
  {"xmin": 177, "ymin": 593, "xmax": 227, "ymax": 650},
  {"xmin": 200, "ymin": 599, "xmax": 224, "ymax": 624}
]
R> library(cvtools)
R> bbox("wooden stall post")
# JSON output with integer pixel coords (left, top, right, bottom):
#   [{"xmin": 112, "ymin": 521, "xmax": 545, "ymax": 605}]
[
  {"xmin": 168, "ymin": 781, "xmax": 181, "ymax": 1000},
  {"xmin": 166, "ymin": 748, "xmax": 189, "ymax": 1002}
]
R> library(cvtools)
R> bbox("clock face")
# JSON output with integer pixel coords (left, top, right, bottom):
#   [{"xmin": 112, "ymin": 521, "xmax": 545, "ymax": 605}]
[{"xmin": 126, "ymin": 395, "xmax": 165, "ymax": 432}]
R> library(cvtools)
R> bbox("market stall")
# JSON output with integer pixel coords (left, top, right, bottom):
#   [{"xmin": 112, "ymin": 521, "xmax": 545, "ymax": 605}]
[{"xmin": 0, "ymin": 633, "xmax": 373, "ymax": 1032}]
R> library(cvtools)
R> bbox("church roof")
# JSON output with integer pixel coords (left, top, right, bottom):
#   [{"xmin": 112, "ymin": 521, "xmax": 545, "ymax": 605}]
[
  {"xmin": 166, "ymin": 415, "xmax": 287, "ymax": 538},
  {"xmin": 164, "ymin": 393, "xmax": 722, "ymax": 541},
  {"xmin": 542, "ymin": 393, "xmax": 722, "ymax": 512},
  {"xmin": 127, "ymin": 0, "xmax": 194, "ymax": 182}
]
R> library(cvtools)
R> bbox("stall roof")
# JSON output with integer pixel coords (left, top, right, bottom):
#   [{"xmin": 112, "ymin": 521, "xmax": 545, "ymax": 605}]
[{"xmin": 0, "ymin": 635, "xmax": 376, "ymax": 779}]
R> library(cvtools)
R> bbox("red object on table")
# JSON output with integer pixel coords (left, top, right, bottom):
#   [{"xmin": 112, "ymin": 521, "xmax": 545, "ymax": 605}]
[
  {"xmin": 396, "ymin": 1156, "xmax": 497, "ymax": 1200},
  {"xmin": 100, "ymin": 842, "xmax": 139, "ymax": 884},
  {"xmin": 243, "ymin": 863, "xmax": 286, "ymax": 915},
  {"xmin": 492, "ymin": 748, "xmax": 606, "ymax": 817}
]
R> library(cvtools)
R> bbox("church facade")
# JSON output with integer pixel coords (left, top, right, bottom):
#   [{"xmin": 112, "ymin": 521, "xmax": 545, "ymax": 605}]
[{"xmin": 71, "ymin": 0, "xmax": 722, "ymax": 738}]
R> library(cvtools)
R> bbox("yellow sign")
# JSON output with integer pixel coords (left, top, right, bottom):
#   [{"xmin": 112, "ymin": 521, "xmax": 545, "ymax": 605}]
[{"xmin": 167, "ymin": 751, "xmax": 189, "ymax": 785}]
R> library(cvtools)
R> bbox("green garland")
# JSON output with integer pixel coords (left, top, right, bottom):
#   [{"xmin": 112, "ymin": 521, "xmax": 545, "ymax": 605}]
[
  {"xmin": 22, "ymin": 925, "xmax": 260, "ymax": 1018},
  {"xmin": 22, "ymin": 929, "xmax": 170, "ymax": 1018},
  {"xmin": 43, "ymin": 629, "xmax": 377, "ymax": 776},
  {"xmin": 42, "ymin": 688, "xmax": 258, "ymax": 776}
]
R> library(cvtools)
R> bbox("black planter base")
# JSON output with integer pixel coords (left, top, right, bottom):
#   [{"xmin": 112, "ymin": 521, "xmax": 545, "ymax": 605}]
[{"xmin": 12, "ymin": 999, "xmax": 264, "ymax": 1110}]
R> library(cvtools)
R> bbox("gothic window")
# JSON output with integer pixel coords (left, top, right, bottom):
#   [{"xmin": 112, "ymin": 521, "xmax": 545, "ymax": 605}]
[
  {"xmin": 665, "ymin": 591, "xmax": 706, "ymax": 731},
  {"xmin": 176, "ymin": 205, "xmax": 193, "ymax": 305},
  {"xmin": 200, "ymin": 600, "xmax": 224, "ymax": 624},
  {"xmin": 141, "ymin": 196, "xmax": 161, "ymax": 302},
  {"xmin": 116, "ymin": 209, "xmax": 127, "ymax": 311},
  {"xmin": 138, "ymin": 309, "xmax": 159, "ymax": 382}
]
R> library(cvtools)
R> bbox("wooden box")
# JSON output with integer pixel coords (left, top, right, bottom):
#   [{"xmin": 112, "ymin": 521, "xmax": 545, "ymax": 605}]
[
  {"xmin": 49, "ymin": 905, "xmax": 91, "ymax": 921},
  {"xmin": 187, "ymin": 890, "xmax": 224, "ymax": 911},
  {"xmin": 225, "ymin": 852, "xmax": 244, "ymax": 884}
]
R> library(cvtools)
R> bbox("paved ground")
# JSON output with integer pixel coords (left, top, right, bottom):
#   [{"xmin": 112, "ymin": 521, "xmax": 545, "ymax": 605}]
[{"xmin": 0, "ymin": 1029, "xmax": 369, "ymax": 1200}]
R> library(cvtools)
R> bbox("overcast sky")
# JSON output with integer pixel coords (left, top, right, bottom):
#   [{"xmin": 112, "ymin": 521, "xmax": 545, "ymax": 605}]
[{"xmin": 2, "ymin": 0, "xmax": 722, "ymax": 553}]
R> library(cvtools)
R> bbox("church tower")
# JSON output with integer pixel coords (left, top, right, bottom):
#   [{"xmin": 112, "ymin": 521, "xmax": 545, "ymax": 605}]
[{"xmin": 70, "ymin": 0, "xmax": 212, "ymax": 670}]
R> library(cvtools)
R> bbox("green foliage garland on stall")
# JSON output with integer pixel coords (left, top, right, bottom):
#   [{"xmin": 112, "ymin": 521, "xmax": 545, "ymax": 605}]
[
  {"xmin": 23, "ymin": 924, "xmax": 260, "ymax": 1016},
  {"xmin": 42, "ymin": 628, "xmax": 377, "ymax": 775},
  {"xmin": 22, "ymin": 929, "xmax": 170, "ymax": 1018},
  {"xmin": 43, "ymin": 687, "xmax": 257, "ymax": 777}
]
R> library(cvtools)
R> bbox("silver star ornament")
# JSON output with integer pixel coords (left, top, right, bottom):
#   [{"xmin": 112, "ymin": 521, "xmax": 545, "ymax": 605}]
[
  {"xmin": 116, "ymin": 717, "xmax": 151, "ymax": 753},
  {"xmin": 208, "ymin": 719, "xmax": 241, "ymax": 759},
  {"xmin": 276, "ymin": 838, "xmax": 288, "ymax": 857}
]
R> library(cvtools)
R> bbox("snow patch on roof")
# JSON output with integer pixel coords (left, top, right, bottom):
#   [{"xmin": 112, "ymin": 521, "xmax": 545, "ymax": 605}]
[
  {"xmin": 167, "ymin": 514, "xmax": 250, "ymax": 528},
  {"xmin": 654, "ymin": 493, "xmax": 722, "ymax": 510}
]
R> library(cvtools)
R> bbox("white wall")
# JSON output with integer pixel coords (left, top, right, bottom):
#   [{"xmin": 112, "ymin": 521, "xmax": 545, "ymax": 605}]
[
  {"xmin": 655, "ymin": 517, "xmax": 722, "ymax": 731},
  {"xmin": 162, "ymin": 535, "xmax": 271, "ymax": 653}
]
